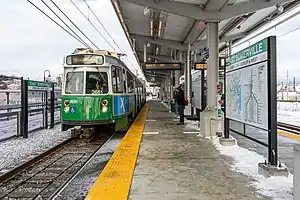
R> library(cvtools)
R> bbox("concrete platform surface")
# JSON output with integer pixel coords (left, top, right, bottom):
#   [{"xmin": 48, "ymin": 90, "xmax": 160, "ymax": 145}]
[{"xmin": 129, "ymin": 100, "xmax": 271, "ymax": 200}]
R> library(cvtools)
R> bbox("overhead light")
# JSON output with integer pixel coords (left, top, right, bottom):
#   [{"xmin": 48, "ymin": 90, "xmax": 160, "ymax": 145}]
[
  {"xmin": 144, "ymin": 6, "xmax": 150, "ymax": 16},
  {"xmin": 276, "ymin": 5, "xmax": 284, "ymax": 14}
]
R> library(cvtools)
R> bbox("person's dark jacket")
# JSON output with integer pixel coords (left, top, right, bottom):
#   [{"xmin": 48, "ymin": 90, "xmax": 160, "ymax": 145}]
[{"xmin": 175, "ymin": 88, "xmax": 185, "ymax": 106}]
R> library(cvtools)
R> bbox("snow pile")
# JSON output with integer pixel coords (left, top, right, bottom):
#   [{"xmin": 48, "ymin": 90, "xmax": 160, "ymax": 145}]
[
  {"xmin": 0, "ymin": 125, "xmax": 71, "ymax": 172},
  {"xmin": 212, "ymin": 138, "xmax": 293, "ymax": 200},
  {"xmin": 161, "ymin": 101, "xmax": 170, "ymax": 109},
  {"xmin": 185, "ymin": 119, "xmax": 200, "ymax": 130},
  {"xmin": 146, "ymin": 96, "xmax": 153, "ymax": 101}
]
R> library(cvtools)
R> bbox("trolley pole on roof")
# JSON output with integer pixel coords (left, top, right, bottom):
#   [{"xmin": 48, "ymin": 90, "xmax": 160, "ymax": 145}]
[{"xmin": 117, "ymin": 53, "xmax": 127, "ymax": 59}]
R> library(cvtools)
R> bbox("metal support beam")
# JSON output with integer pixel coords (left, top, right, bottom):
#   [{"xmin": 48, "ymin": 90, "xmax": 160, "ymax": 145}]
[
  {"xmin": 206, "ymin": 22, "xmax": 219, "ymax": 108},
  {"xmin": 204, "ymin": 0, "xmax": 230, "ymax": 11},
  {"xmin": 221, "ymin": 0, "xmax": 291, "ymax": 20},
  {"xmin": 131, "ymin": 33, "xmax": 186, "ymax": 50},
  {"xmin": 133, "ymin": 33, "xmax": 245, "ymax": 52},
  {"xmin": 184, "ymin": 54, "xmax": 187, "ymax": 100},
  {"xmin": 174, "ymin": 51, "xmax": 182, "ymax": 86},
  {"xmin": 192, "ymin": 32, "xmax": 246, "ymax": 50},
  {"xmin": 228, "ymin": 40, "xmax": 232, "ymax": 56},
  {"xmin": 170, "ymin": 71, "xmax": 174, "ymax": 101},
  {"xmin": 122, "ymin": 0, "xmax": 291, "ymax": 21},
  {"xmin": 144, "ymin": 43, "xmax": 147, "ymax": 63},
  {"xmin": 137, "ymin": 51, "xmax": 173, "ymax": 62},
  {"xmin": 186, "ymin": 44, "xmax": 191, "ymax": 103}
]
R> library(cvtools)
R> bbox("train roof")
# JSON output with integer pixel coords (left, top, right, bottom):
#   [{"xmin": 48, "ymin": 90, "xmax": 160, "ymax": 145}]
[{"xmin": 67, "ymin": 48, "xmax": 145, "ymax": 86}]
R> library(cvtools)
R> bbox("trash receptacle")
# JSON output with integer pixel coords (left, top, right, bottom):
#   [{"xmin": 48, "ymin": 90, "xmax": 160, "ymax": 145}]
[{"xmin": 170, "ymin": 102, "xmax": 175, "ymax": 113}]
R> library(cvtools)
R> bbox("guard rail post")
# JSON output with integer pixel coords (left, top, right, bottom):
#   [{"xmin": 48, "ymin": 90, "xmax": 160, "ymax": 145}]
[
  {"xmin": 6, "ymin": 92, "xmax": 10, "ymax": 120},
  {"xmin": 45, "ymin": 91, "xmax": 48, "ymax": 129},
  {"xmin": 50, "ymin": 83, "xmax": 55, "ymax": 128},
  {"xmin": 43, "ymin": 107, "xmax": 46, "ymax": 128},
  {"xmin": 17, "ymin": 111, "xmax": 21, "ymax": 136},
  {"xmin": 21, "ymin": 79, "xmax": 29, "ymax": 138}
]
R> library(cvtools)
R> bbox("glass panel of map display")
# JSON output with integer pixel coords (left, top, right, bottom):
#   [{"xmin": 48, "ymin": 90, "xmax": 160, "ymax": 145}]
[{"xmin": 225, "ymin": 38, "xmax": 269, "ymax": 130}]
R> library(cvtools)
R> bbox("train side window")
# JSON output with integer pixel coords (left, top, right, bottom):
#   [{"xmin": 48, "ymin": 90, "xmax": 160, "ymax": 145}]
[
  {"xmin": 127, "ymin": 72, "xmax": 134, "ymax": 93},
  {"xmin": 112, "ymin": 66, "xmax": 123, "ymax": 93},
  {"xmin": 123, "ymin": 70, "xmax": 127, "ymax": 93}
]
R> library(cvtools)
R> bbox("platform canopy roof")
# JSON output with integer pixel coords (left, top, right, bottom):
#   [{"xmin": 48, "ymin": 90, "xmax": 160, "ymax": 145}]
[{"xmin": 111, "ymin": 0, "xmax": 300, "ymax": 82}]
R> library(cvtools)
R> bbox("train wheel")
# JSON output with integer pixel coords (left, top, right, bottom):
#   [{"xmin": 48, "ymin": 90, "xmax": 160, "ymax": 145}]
[
  {"xmin": 107, "ymin": 123, "xmax": 115, "ymax": 135},
  {"xmin": 128, "ymin": 114, "xmax": 134, "ymax": 126},
  {"xmin": 61, "ymin": 124, "xmax": 70, "ymax": 131}
]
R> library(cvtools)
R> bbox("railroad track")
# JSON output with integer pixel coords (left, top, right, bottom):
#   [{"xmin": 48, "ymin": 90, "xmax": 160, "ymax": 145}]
[
  {"xmin": 277, "ymin": 122, "xmax": 300, "ymax": 135},
  {"xmin": 0, "ymin": 128, "xmax": 114, "ymax": 200}
]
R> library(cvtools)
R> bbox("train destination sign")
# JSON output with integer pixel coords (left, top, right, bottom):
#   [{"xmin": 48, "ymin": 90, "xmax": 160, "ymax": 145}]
[
  {"xmin": 28, "ymin": 80, "xmax": 52, "ymax": 91},
  {"xmin": 194, "ymin": 62, "xmax": 207, "ymax": 70},
  {"xmin": 145, "ymin": 62, "xmax": 181, "ymax": 70}
]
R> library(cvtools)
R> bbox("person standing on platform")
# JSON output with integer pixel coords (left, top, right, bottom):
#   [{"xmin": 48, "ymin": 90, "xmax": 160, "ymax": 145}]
[{"xmin": 175, "ymin": 84, "xmax": 185, "ymax": 125}]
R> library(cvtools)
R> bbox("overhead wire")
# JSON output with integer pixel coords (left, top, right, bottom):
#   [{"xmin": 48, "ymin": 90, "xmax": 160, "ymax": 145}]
[
  {"xmin": 40, "ymin": 0, "xmax": 95, "ymax": 49},
  {"xmin": 70, "ymin": 0, "xmax": 136, "ymax": 72},
  {"xmin": 82, "ymin": 0, "xmax": 142, "ymax": 75},
  {"xmin": 49, "ymin": 0, "xmax": 100, "ymax": 49},
  {"xmin": 69, "ymin": 0, "xmax": 118, "ymax": 52},
  {"xmin": 26, "ymin": 0, "xmax": 89, "ymax": 48},
  {"xmin": 82, "ymin": 0, "xmax": 124, "ymax": 53}
]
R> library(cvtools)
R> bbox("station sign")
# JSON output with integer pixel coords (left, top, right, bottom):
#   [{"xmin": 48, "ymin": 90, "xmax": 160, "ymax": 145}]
[
  {"xmin": 28, "ymin": 80, "xmax": 52, "ymax": 91},
  {"xmin": 205, "ymin": 48, "xmax": 209, "ymax": 59},
  {"xmin": 145, "ymin": 62, "xmax": 182, "ymax": 70},
  {"xmin": 150, "ymin": 84, "xmax": 160, "ymax": 87},
  {"xmin": 194, "ymin": 62, "xmax": 207, "ymax": 70}
]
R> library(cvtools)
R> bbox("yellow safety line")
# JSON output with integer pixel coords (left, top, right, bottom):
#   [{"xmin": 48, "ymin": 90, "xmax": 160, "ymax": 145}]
[
  {"xmin": 277, "ymin": 129, "xmax": 300, "ymax": 141},
  {"xmin": 85, "ymin": 104, "xmax": 149, "ymax": 200}
]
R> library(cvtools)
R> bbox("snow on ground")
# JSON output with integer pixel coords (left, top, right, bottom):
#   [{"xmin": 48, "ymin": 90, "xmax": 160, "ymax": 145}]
[
  {"xmin": 278, "ymin": 102, "xmax": 300, "ymax": 126},
  {"xmin": 212, "ymin": 137, "xmax": 293, "ymax": 200},
  {"xmin": 0, "ymin": 125, "xmax": 71, "ymax": 173}
]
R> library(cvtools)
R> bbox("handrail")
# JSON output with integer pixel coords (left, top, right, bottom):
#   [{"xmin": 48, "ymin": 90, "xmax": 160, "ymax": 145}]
[{"xmin": 0, "ymin": 101, "xmax": 61, "ymax": 110}]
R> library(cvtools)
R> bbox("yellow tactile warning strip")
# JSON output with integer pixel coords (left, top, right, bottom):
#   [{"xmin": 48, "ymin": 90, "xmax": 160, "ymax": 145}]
[
  {"xmin": 278, "ymin": 129, "xmax": 300, "ymax": 141},
  {"xmin": 85, "ymin": 104, "xmax": 149, "ymax": 200}
]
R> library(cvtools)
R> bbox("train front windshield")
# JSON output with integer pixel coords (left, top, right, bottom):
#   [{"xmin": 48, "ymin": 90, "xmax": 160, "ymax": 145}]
[
  {"xmin": 65, "ymin": 72, "xmax": 84, "ymax": 94},
  {"xmin": 86, "ymin": 72, "xmax": 108, "ymax": 94},
  {"xmin": 65, "ymin": 71, "xmax": 108, "ymax": 94}
]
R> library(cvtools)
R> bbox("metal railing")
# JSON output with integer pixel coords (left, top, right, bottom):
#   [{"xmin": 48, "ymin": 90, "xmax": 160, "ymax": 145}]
[
  {"xmin": 0, "ymin": 104, "xmax": 61, "ymax": 141},
  {"xmin": 0, "ymin": 101, "xmax": 61, "ymax": 111}
]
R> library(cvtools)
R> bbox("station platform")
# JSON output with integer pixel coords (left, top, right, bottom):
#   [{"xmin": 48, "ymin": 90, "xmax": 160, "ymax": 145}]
[{"xmin": 86, "ymin": 100, "xmax": 271, "ymax": 200}]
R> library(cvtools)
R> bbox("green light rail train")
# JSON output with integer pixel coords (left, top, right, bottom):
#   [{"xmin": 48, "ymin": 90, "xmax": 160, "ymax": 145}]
[{"xmin": 61, "ymin": 48, "xmax": 146, "ymax": 132}]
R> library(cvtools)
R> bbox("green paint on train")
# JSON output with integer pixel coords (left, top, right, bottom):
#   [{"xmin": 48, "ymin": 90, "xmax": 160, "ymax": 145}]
[{"xmin": 61, "ymin": 96, "xmax": 112, "ymax": 121}]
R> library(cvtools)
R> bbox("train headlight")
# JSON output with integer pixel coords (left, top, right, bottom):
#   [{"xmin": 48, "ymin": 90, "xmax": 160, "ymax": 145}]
[
  {"xmin": 64, "ymin": 100, "xmax": 70, "ymax": 106},
  {"xmin": 102, "ymin": 99, "xmax": 108, "ymax": 106}
]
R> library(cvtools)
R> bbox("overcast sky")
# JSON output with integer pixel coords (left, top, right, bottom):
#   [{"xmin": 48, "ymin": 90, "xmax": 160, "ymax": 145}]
[
  {"xmin": 0, "ymin": 0, "xmax": 141, "ymax": 81},
  {"xmin": 1, "ymin": 0, "xmax": 300, "ymax": 83}
]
